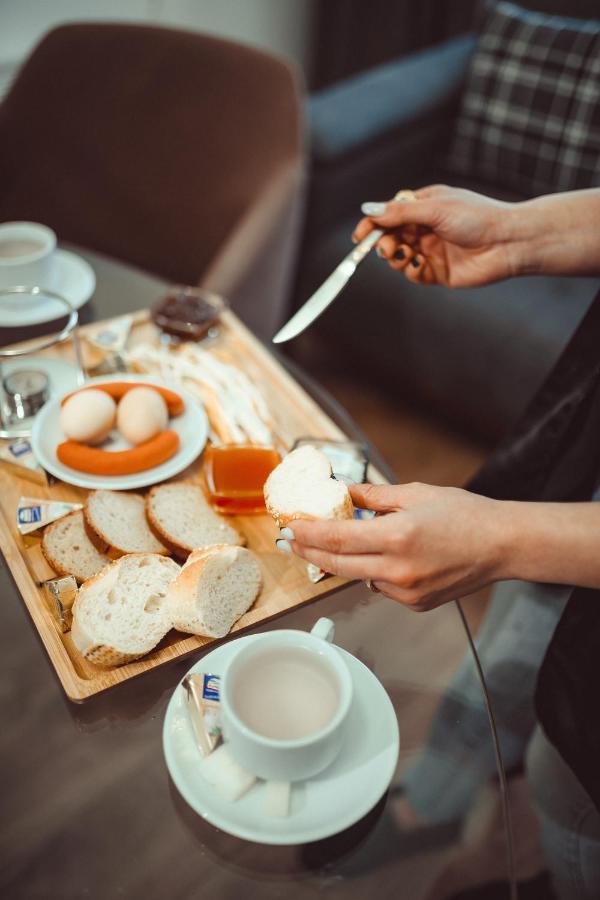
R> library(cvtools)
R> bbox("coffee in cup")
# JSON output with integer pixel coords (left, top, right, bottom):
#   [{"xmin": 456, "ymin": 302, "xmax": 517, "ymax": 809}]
[
  {"xmin": 0, "ymin": 221, "xmax": 57, "ymax": 290},
  {"xmin": 220, "ymin": 618, "xmax": 353, "ymax": 781}
]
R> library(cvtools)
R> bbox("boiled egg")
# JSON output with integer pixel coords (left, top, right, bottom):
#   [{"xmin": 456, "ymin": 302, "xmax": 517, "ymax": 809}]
[
  {"xmin": 59, "ymin": 390, "xmax": 117, "ymax": 445},
  {"xmin": 117, "ymin": 386, "xmax": 168, "ymax": 445}
]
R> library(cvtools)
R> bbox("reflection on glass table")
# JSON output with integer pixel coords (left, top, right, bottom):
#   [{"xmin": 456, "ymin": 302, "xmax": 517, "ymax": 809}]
[{"xmin": 0, "ymin": 246, "xmax": 523, "ymax": 900}]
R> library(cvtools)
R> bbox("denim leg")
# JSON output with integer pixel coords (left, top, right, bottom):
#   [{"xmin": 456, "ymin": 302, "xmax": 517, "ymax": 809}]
[
  {"xmin": 402, "ymin": 580, "xmax": 569, "ymax": 824},
  {"xmin": 526, "ymin": 725, "xmax": 600, "ymax": 900}
]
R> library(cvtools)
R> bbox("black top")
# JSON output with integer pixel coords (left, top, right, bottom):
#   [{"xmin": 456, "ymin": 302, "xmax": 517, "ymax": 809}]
[{"xmin": 466, "ymin": 289, "xmax": 600, "ymax": 810}]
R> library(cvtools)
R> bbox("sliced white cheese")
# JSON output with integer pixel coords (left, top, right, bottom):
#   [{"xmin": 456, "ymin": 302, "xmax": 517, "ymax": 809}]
[{"xmin": 199, "ymin": 744, "xmax": 256, "ymax": 802}]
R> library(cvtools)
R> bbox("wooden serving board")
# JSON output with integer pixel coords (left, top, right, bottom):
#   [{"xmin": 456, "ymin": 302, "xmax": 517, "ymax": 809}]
[{"xmin": 0, "ymin": 309, "xmax": 377, "ymax": 702}]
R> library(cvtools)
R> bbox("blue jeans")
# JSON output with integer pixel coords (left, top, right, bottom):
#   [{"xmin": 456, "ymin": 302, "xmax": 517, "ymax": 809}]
[
  {"xmin": 527, "ymin": 726, "xmax": 600, "ymax": 900},
  {"xmin": 401, "ymin": 579, "xmax": 600, "ymax": 897}
]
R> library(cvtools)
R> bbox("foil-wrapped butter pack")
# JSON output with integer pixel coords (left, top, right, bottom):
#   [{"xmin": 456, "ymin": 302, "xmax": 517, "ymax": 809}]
[
  {"xmin": 0, "ymin": 439, "xmax": 48, "ymax": 486},
  {"xmin": 17, "ymin": 497, "xmax": 83, "ymax": 536},
  {"xmin": 182, "ymin": 672, "xmax": 222, "ymax": 757},
  {"xmin": 43, "ymin": 575, "xmax": 77, "ymax": 633}
]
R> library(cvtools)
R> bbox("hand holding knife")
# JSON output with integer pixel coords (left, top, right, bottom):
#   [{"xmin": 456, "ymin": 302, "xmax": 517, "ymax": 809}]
[{"xmin": 272, "ymin": 190, "xmax": 417, "ymax": 345}]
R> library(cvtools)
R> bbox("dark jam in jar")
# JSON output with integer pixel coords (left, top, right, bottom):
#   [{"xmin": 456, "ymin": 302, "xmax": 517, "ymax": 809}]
[{"xmin": 152, "ymin": 287, "xmax": 225, "ymax": 341}]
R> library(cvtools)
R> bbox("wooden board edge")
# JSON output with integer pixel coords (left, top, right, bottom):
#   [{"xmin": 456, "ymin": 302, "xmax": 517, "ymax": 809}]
[{"xmin": 0, "ymin": 504, "xmax": 91, "ymax": 700}]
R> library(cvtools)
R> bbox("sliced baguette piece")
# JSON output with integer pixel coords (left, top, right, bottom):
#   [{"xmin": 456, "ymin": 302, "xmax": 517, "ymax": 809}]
[
  {"xmin": 85, "ymin": 490, "xmax": 168, "ymax": 558},
  {"xmin": 168, "ymin": 544, "xmax": 261, "ymax": 638},
  {"xmin": 264, "ymin": 445, "xmax": 354, "ymax": 527},
  {"xmin": 71, "ymin": 553, "xmax": 180, "ymax": 667},
  {"xmin": 42, "ymin": 509, "xmax": 111, "ymax": 584},
  {"xmin": 146, "ymin": 482, "xmax": 243, "ymax": 558}
]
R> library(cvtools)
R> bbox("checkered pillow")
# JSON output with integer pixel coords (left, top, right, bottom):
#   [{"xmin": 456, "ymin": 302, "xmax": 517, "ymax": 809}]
[{"xmin": 445, "ymin": 2, "xmax": 600, "ymax": 196}]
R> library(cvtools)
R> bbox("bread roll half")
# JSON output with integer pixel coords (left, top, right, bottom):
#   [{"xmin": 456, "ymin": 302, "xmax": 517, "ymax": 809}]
[
  {"xmin": 71, "ymin": 553, "xmax": 180, "ymax": 667},
  {"xmin": 264, "ymin": 445, "xmax": 354, "ymax": 527},
  {"xmin": 168, "ymin": 544, "xmax": 262, "ymax": 638}
]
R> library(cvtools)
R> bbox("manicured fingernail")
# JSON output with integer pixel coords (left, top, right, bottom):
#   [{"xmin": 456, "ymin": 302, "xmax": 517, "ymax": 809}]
[
  {"xmin": 280, "ymin": 527, "xmax": 295, "ymax": 540},
  {"xmin": 361, "ymin": 202, "xmax": 386, "ymax": 216},
  {"xmin": 376, "ymin": 246, "xmax": 385, "ymax": 258},
  {"xmin": 276, "ymin": 539, "xmax": 292, "ymax": 553},
  {"xmin": 395, "ymin": 248, "xmax": 405, "ymax": 261},
  {"xmin": 411, "ymin": 255, "xmax": 421, "ymax": 268},
  {"xmin": 351, "ymin": 233, "xmax": 358, "ymax": 243}
]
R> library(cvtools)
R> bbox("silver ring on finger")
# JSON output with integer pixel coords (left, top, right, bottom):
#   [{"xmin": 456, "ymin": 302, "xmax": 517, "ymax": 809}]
[{"xmin": 365, "ymin": 579, "xmax": 381, "ymax": 594}]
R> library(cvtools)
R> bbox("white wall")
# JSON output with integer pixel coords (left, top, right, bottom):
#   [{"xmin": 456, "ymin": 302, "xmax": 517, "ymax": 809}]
[{"xmin": 0, "ymin": 0, "xmax": 315, "ymax": 95}]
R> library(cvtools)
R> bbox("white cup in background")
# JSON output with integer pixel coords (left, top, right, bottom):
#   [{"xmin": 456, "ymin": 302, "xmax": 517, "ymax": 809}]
[
  {"xmin": 220, "ymin": 617, "xmax": 353, "ymax": 782},
  {"xmin": 0, "ymin": 221, "xmax": 57, "ymax": 290}
]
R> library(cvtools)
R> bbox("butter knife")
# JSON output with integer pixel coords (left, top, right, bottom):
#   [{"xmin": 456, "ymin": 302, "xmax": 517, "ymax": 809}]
[{"xmin": 272, "ymin": 228, "xmax": 383, "ymax": 344}]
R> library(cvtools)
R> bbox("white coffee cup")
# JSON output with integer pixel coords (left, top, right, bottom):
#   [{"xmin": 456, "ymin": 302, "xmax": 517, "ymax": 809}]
[
  {"xmin": 0, "ymin": 221, "xmax": 57, "ymax": 290},
  {"xmin": 220, "ymin": 618, "xmax": 353, "ymax": 782}
]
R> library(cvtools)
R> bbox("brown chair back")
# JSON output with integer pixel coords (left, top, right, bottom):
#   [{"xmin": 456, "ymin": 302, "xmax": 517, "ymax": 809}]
[{"xmin": 0, "ymin": 23, "xmax": 304, "ymax": 334}]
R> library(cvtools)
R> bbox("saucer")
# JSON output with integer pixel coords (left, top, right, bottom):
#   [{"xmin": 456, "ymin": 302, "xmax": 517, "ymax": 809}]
[
  {"xmin": 0, "ymin": 249, "xmax": 96, "ymax": 327},
  {"xmin": 163, "ymin": 636, "xmax": 400, "ymax": 845}
]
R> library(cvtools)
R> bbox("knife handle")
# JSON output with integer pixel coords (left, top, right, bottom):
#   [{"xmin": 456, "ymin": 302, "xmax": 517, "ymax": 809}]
[{"xmin": 350, "ymin": 228, "xmax": 384, "ymax": 264}]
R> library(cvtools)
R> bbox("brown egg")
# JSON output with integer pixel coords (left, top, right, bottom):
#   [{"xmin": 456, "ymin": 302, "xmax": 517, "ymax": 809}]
[{"xmin": 117, "ymin": 386, "xmax": 169, "ymax": 446}]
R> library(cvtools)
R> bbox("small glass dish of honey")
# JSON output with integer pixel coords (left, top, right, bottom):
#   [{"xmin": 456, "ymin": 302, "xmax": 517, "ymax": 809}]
[{"xmin": 203, "ymin": 444, "xmax": 281, "ymax": 514}]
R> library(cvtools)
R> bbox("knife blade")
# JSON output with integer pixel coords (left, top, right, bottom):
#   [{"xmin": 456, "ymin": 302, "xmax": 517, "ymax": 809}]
[{"xmin": 272, "ymin": 228, "xmax": 383, "ymax": 344}]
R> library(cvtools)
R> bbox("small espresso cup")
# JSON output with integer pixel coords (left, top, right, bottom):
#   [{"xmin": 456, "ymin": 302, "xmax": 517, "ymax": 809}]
[
  {"xmin": 221, "ymin": 618, "xmax": 353, "ymax": 781},
  {"xmin": 0, "ymin": 221, "xmax": 57, "ymax": 290}
]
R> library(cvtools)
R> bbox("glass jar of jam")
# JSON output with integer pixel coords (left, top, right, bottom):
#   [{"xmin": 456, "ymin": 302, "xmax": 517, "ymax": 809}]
[
  {"xmin": 204, "ymin": 444, "xmax": 281, "ymax": 515},
  {"xmin": 152, "ymin": 286, "xmax": 226, "ymax": 342}
]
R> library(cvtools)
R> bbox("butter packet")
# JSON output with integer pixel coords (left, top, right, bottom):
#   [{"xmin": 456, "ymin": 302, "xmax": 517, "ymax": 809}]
[
  {"xmin": 17, "ymin": 497, "xmax": 83, "ymax": 536},
  {"xmin": 182, "ymin": 672, "xmax": 222, "ymax": 757},
  {"xmin": 43, "ymin": 575, "xmax": 77, "ymax": 632},
  {"xmin": 0, "ymin": 439, "xmax": 48, "ymax": 486},
  {"xmin": 307, "ymin": 563, "xmax": 331, "ymax": 584},
  {"xmin": 85, "ymin": 315, "xmax": 133, "ymax": 353}
]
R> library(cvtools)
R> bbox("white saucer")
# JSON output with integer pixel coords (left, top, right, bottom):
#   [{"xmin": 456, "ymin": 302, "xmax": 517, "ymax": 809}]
[
  {"xmin": 31, "ymin": 374, "xmax": 209, "ymax": 490},
  {"xmin": 163, "ymin": 636, "xmax": 400, "ymax": 845},
  {"xmin": 0, "ymin": 249, "xmax": 96, "ymax": 327}
]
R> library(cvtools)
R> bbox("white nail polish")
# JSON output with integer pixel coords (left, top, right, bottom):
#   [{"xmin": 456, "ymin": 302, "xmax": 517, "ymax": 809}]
[
  {"xmin": 361, "ymin": 202, "xmax": 386, "ymax": 216},
  {"xmin": 280, "ymin": 527, "xmax": 295, "ymax": 540},
  {"xmin": 276, "ymin": 539, "xmax": 292, "ymax": 553}
]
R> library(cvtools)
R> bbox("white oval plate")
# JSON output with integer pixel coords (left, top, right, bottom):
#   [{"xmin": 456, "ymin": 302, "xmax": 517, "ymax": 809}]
[
  {"xmin": 163, "ymin": 635, "xmax": 400, "ymax": 845},
  {"xmin": 31, "ymin": 374, "xmax": 208, "ymax": 490},
  {"xmin": 0, "ymin": 249, "xmax": 96, "ymax": 327}
]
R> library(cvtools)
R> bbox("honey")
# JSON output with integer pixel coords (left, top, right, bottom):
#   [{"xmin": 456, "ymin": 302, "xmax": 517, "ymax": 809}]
[{"xmin": 204, "ymin": 444, "xmax": 281, "ymax": 514}]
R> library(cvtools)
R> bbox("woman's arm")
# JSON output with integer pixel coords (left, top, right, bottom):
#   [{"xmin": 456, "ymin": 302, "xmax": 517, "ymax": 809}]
[
  {"xmin": 353, "ymin": 186, "xmax": 600, "ymax": 286},
  {"xmin": 509, "ymin": 189, "xmax": 600, "ymax": 277},
  {"xmin": 281, "ymin": 484, "xmax": 600, "ymax": 611}
]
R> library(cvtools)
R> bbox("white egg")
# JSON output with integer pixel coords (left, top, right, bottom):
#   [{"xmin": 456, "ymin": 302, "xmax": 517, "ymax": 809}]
[
  {"xmin": 59, "ymin": 390, "xmax": 117, "ymax": 445},
  {"xmin": 117, "ymin": 386, "xmax": 169, "ymax": 446}
]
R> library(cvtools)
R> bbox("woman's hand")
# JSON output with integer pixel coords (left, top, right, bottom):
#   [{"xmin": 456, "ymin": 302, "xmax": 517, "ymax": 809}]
[
  {"xmin": 354, "ymin": 185, "xmax": 600, "ymax": 285},
  {"xmin": 285, "ymin": 483, "xmax": 509, "ymax": 611},
  {"xmin": 282, "ymin": 483, "xmax": 600, "ymax": 609},
  {"xmin": 353, "ymin": 185, "xmax": 519, "ymax": 288}
]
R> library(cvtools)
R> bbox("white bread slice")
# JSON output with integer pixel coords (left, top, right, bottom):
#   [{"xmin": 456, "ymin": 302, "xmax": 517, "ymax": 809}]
[
  {"xmin": 71, "ymin": 553, "xmax": 180, "ymax": 667},
  {"xmin": 146, "ymin": 482, "xmax": 243, "ymax": 558},
  {"xmin": 85, "ymin": 490, "xmax": 168, "ymax": 558},
  {"xmin": 264, "ymin": 445, "xmax": 354, "ymax": 527},
  {"xmin": 168, "ymin": 544, "xmax": 261, "ymax": 638},
  {"xmin": 42, "ymin": 510, "xmax": 111, "ymax": 584}
]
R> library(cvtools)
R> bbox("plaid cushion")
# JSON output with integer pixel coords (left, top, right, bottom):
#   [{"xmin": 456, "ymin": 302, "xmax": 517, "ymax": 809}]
[{"xmin": 445, "ymin": 2, "xmax": 600, "ymax": 196}]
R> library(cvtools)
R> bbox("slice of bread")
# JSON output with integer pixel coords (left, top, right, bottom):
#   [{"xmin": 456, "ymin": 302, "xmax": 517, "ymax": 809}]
[
  {"xmin": 85, "ymin": 490, "xmax": 168, "ymax": 558},
  {"xmin": 42, "ymin": 509, "xmax": 111, "ymax": 584},
  {"xmin": 264, "ymin": 445, "xmax": 354, "ymax": 527},
  {"xmin": 71, "ymin": 553, "xmax": 180, "ymax": 667},
  {"xmin": 168, "ymin": 544, "xmax": 261, "ymax": 638},
  {"xmin": 146, "ymin": 482, "xmax": 243, "ymax": 558}
]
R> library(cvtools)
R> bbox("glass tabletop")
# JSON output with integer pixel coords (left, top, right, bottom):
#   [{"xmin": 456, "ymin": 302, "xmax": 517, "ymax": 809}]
[{"xmin": 0, "ymin": 248, "xmax": 512, "ymax": 900}]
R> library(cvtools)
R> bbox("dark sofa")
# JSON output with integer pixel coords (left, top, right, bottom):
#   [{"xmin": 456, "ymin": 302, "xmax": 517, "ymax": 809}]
[{"xmin": 294, "ymin": 2, "xmax": 600, "ymax": 442}]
